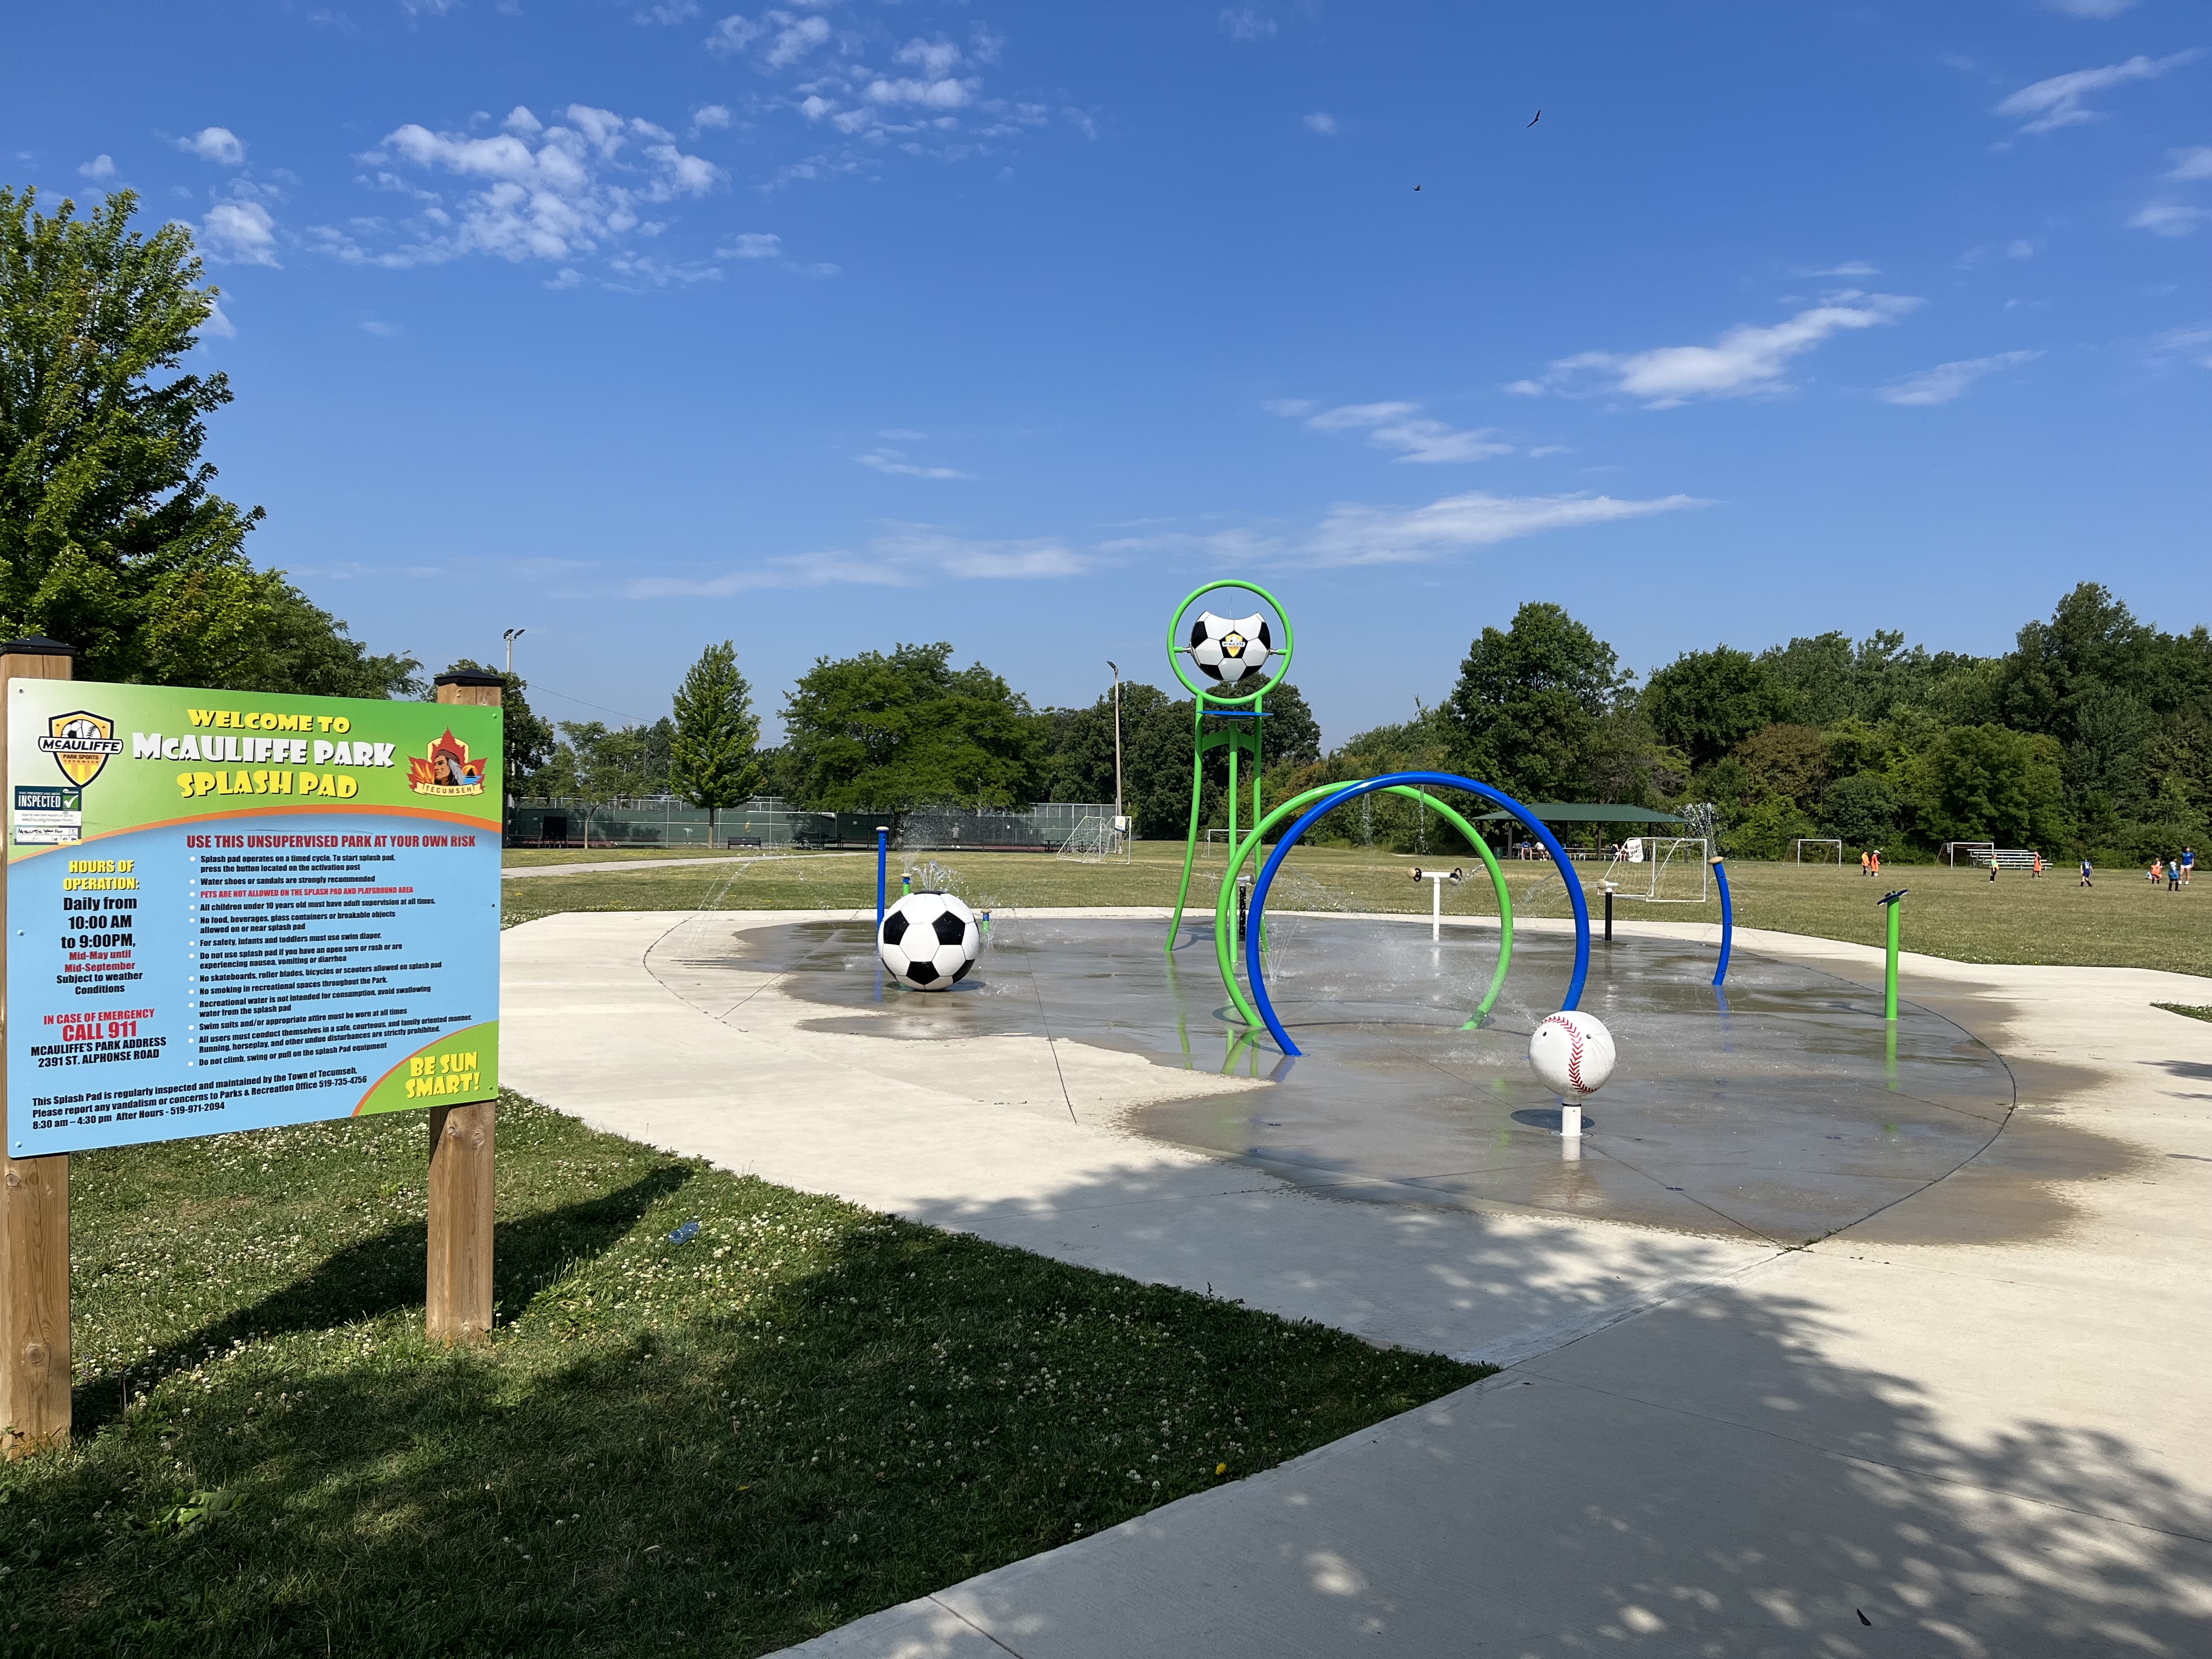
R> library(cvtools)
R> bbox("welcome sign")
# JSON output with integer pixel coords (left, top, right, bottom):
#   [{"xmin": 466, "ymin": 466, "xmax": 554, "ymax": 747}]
[{"xmin": 5, "ymin": 680, "xmax": 503, "ymax": 1156}]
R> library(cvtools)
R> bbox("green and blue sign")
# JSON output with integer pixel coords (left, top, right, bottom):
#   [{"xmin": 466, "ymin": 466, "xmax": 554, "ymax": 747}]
[{"xmin": 5, "ymin": 680, "xmax": 502, "ymax": 1156}]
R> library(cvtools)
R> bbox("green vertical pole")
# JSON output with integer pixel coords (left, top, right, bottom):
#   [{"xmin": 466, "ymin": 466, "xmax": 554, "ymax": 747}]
[
  {"xmin": 1167, "ymin": 699, "xmax": 1209, "ymax": 952},
  {"xmin": 1884, "ymin": 899, "xmax": 1900, "ymax": 1020},
  {"xmin": 1879, "ymin": 888, "xmax": 1906, "ymax": 1020},
  {"xmin": 1226, "ymin": 722, "xmax": 1240, "ymax": 873}
]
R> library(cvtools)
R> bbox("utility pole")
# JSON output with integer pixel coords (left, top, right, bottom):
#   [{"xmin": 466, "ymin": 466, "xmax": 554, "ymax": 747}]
[
  {"xmin": 1107, "ymin": 660, "xmax": 1124, "ymax": 828},
  {"xmin": 502, "ymin": 628, "xmax": 526, "ymax": 675}
]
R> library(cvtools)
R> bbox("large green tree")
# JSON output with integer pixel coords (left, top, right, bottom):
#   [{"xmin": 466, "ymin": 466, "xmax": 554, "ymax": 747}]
[
  {"xmin": 778, "ymin": 642, "xmax": 1041, "ymax": 814},
  {"xmin": 1443, "ymin": 602, "xmax": 1629, "ymax": 802},
  {"xmin": 668, "ymin": 640, "xmax": 762, "ymax": 843},
  {"xmin": 1641, "ymin": 645, "xmax": 1781, "ymax": 770},
  {"xmin": 1, "ymin": 187, "xmax": 413, "ymax": 692}
]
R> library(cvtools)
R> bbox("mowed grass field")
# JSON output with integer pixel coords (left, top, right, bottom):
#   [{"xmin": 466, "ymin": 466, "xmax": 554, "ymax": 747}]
[
  {"xmin": 3, "ymin": 1096, "xmax": 1475, "ymax": 1657},
  {"xmin": 503, "ymin": 841, "xmax": 2211, "ymax": 981}
]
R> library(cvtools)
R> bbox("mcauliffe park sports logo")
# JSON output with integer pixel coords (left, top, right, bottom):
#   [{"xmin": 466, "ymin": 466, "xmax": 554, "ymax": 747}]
[
  {"xmin": 38, "ymin": 712, "xmax": 126, "ymax": 788},
  {"xmin": 408, "ymin": 730, "xmax": 489, "ymax": 797}
]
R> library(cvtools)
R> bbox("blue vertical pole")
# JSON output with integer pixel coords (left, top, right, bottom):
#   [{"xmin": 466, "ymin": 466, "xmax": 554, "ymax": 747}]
[
  {"xmin": 876, "ymin": 826, "xmax": 888, "ymax": 930},
  {"xmin": 1711, "ymin": 854, "xmax": 1734, "ymax": 987}
]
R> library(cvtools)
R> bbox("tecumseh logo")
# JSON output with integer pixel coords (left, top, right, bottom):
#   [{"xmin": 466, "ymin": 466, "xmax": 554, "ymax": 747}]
[{"xmin": 37, "ymin": 712, "xmax": 124, "ymax": 788}]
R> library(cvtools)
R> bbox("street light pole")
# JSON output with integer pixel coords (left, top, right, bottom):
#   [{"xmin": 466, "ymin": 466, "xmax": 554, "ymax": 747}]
[
  {"xmin": 1106, "ymin": 660, "xmax": 1124, "ymax": 828},
  {"xmin": 502, "ymin": 628, "xmax": 526, "ymax": 676}
]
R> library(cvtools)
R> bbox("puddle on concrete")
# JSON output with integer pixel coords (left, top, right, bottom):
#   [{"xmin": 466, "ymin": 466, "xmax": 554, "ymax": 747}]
[{"xmin": 649, "ymin": 915, "xmax": 2135, "ymax": 1249}]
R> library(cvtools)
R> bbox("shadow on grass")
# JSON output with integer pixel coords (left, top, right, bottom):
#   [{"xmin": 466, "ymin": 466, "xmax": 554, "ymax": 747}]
[
  {"xmin": 69, "ymin": 1166, "xmax": 695, "ymax": 1435},
  {"xmin": 20, "ymin": 1193, "xmax": 1472, "ymax": 1659}
]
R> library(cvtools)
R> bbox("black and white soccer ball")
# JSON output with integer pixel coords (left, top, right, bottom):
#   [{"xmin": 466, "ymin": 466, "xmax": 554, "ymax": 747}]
[
  {"xmin": 1188, "ymin": 610, "xmax": 1273, "ymax": 686},
  {"xmin": 877, "ymin": 891, "xmax": 981, "ymax": 991}
]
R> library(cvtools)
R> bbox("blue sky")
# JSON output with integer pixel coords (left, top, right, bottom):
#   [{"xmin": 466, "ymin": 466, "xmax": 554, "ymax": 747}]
[{"xmin": 9, "ymin": 1, "xmax": 2208, "ymax": 743}]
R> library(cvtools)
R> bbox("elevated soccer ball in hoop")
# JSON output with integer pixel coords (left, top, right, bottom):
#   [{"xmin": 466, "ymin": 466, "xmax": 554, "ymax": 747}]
[
  {"xmin": 1188, "ymin": 610, "xmax": 1273, "ymax": 687},
  {"xmin": 878, "ymin": 892, "xmax": 981, "ymax": 991},
  {"xmin": 1529, "ymin": 1011, "xmax": 1616, "ymax": 1098}
]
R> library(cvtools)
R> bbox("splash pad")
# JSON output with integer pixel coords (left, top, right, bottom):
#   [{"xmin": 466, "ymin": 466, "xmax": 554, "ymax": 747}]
[{"xmin": 687, "ymin": 912, "xmax": 2013, "ymax": 1245}]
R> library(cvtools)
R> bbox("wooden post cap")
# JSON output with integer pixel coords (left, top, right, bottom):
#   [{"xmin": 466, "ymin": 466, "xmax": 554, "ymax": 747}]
[
  {"xmin": 0, "ymin": 638, "xmax": 79, "ymax": 659},
  {"xmin": 433, "ymin": 669, "xmax": 506, "ymax": 690}
]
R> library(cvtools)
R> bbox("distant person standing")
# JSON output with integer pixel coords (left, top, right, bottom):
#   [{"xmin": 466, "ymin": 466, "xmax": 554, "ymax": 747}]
[
  {"xmin": 2032, "ymin": 852, "xmax": 2044, "ymax": 878},
  {"xmin": 2185, "ymin": 846, "xmax": 2196, "ymax": 886},
  {"xmin": 2170, "ymin": 857, "xmax": 2184, "ymax": 893},
  {"xmin": 1989, "ymin": 854, "xmax": 2000, "ymax": 882},
  {"xmin": 1871, "ymin": 849, "xmax": 1882, "ymax": 878},
  {"xmin": 2149, "ymin": 857, "xmax": 2164, "ymax": 884},
  {"xmin": 1860, "ymin": 849, "xmax": 1872, "ymax": 876},
  {"xmin": 2079, "ymin": 856, "xmax": 2093, "ymax": 887}
]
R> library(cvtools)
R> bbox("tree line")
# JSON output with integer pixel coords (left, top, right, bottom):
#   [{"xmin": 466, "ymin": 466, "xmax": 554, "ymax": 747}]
[{"xmin": 542, "ymin": 575, "xmax": 2212, "ymax": 868}]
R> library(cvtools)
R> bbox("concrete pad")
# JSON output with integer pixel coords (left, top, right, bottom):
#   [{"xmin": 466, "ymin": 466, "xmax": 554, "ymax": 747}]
[
  {"xmin": 498, "ymin": 909, "xmax": 2212, "ymax": 1657},
  {"xmin": 500, "ymin": 910, "xmax": 1777, "ymax": 1363}
]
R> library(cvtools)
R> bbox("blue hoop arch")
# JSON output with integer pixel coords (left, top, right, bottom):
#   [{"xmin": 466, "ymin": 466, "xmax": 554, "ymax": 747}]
[{"xmin": 1244, "ymin": 771, "xmax": 1592, "ymax": 1057}]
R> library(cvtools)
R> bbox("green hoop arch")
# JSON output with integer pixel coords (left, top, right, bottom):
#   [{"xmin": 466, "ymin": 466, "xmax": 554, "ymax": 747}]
[
  {"xmin": 1212, "ymin": 784, "xmax": 1514, "ymax": 1033},
  {"xmin": 1165, "ymin": 579, "xmax": 1296, "ymax": 707}
]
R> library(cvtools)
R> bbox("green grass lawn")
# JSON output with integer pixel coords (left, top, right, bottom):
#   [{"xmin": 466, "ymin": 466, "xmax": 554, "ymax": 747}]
[
  {"xmin": 501, "ymin": 841, "xmax": 2211, "ymax": 981},
  {"xmin": 3, "ymin": 1094, "xmax": 1478, "ymax": 1657}
]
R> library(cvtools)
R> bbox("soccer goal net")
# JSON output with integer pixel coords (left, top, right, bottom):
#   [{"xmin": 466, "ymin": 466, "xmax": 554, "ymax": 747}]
[
  {"xmin": 1056, "ymin": 815, "xmax": 1130, "ymax": 864},
  {"xmin": 1605, "ymin": 837, "xmax": 1709, "ymax": 903},
  {"xmin": 1793, "ymin": 838, "xmax": 1843, "ymax": 866}
]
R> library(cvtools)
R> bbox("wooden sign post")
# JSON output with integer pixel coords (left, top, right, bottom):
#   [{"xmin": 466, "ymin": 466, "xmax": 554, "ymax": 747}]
[
  {"xmin": 426, "ymin": 669, "xmax": 504, "ymax": 1344},
  {"xmin": 1, "ymin": 637, "xmax": 81, "ymax": 1456}
]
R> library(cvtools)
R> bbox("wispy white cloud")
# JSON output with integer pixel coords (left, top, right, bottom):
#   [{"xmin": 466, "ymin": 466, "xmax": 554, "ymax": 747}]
[
  {"xmin": 1510, "ymin": 294, "xmax": 1922, "ymax": 407},
  {"xmin": 626, "ymin": 527, "xmax": 1086, "ymax": 597},
  {"xmin": 400, "ymin": 0, "xmax": 462, "ymax": 15},
  {"xmin": 701, "ymin": 9, "xmax": 1055, "ymax": 187},
  {"xmin": 1278, "ymin": 399, "xmax": 1514, "ymax": 462},
  {"xmin": 1877, "ymin": 350, "xmax": 2040, "ymax": 406},
  {"xmin": 636, "ymin": 0, "xmax": 701, "ymax": 22},
  {"xmin": 200, "ymin": 200, "xmax": 280, "ymax": 265},
  {"xmin": 1788, "ymin": 261, "xmax": 1877, "ymax": 278},
  {"xmin": 2169, "ymin": 146, "xmax": 2212, "ymax": 181},
  {"xmin": 857, "ymin": 448, "xmax": 974, "ymax": 480},
  {"xmin": 716, "ymin": 232, "xmax": 787, "ymax": 258},
  {"xmin": 2006, "ymin": 238, "xmax": 2036, "ymax": 258},
  {"xmin": 1293, "ymin": 490, "xmax": 1705, "ymax": 566},
  {"xmin": 716, "ymin": 232, "xmax": 781, "ymax": 257},
  {"xmin": 312, "ymin": 104, "xmax": 724, "ymax": 271},
  {"xmin": 200, "ymin": 300, "xmax": 236, "ymax": 339},
  {"xmin": 358, "ymin": 319, "xmax": 401, "ymax": 337},
  {"xmin": 2043, "ymin": 0, "xmax": 2137, "ymax": 16},
  {"xmin": 2149, "ymin": 325, "xmax": 2212, "ymax": 368},
  {"xmin": 78, "ymin": 154, "xmax": 115, "ymax": 181},
  {"xmin": 2131, "ymin": 199, "xmax": 2212, "ymax": 236},
  {"xmin": 1220, "ymin": 7, "xmax": 1275, "ymax": 41},
  {"xmin": 1303, "ymin": 112, "xmax": 1338, "ymax": 136},
  {"xmin": 691, "ymin": 103, "xmax": 733, "ymax": 132},
  {"xmin": 1995, "ymin": 53, "xmax": 2197, "ymax": 135},
  {"xmin": 1105, "ymin": 488, "xmax": 1703, "ymax": 569},
  {"xmin": 175, "ymin": 126, "xmax": 246, "ymax": 166}
]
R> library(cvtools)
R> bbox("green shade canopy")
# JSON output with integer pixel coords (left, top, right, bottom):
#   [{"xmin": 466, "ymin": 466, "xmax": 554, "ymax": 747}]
[{"xmin": 1473, "ymin": 803, "xmax": 1688, "ymax": 825}]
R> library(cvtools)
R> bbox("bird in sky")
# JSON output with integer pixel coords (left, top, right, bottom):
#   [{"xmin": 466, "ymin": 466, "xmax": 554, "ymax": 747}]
[
  {"xmin": 1528, "ymin": 110, "xmax": 1542, "ymax": 127},
  {"xmin": 1413, "ymin": 184, "xmax": 1421, "ymax": 191}
]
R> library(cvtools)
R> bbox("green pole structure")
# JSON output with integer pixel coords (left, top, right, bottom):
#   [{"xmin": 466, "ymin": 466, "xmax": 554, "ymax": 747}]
[
  {"xmin": 1879, "ymin": 887, "xmax": 1908, "ymax": 1020},
  {"xmin": 1212, "ymin": 783, "xmax": 1515, "ymax": 1031},
  {"xmin": 1163, "ymin": 580, "xmax": 1295, "ymax": 952}
]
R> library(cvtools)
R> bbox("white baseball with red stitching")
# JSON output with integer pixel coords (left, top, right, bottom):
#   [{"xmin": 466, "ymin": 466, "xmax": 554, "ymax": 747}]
[{"xmin": 1529, "ymin": 1011, "xmax": 1616, "ymax": 1099}]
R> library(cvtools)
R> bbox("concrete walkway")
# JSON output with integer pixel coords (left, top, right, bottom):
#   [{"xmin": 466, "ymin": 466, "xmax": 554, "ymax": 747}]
[{"xmin": 501, "ymin": 909, "xmax": 2212, "ymax": 1656}]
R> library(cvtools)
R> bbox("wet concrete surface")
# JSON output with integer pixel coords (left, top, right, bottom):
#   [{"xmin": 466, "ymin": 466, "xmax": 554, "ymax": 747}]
[{"xmin": 672, "ymin": 913, "xmax": 2089, "ymax": 1248}]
